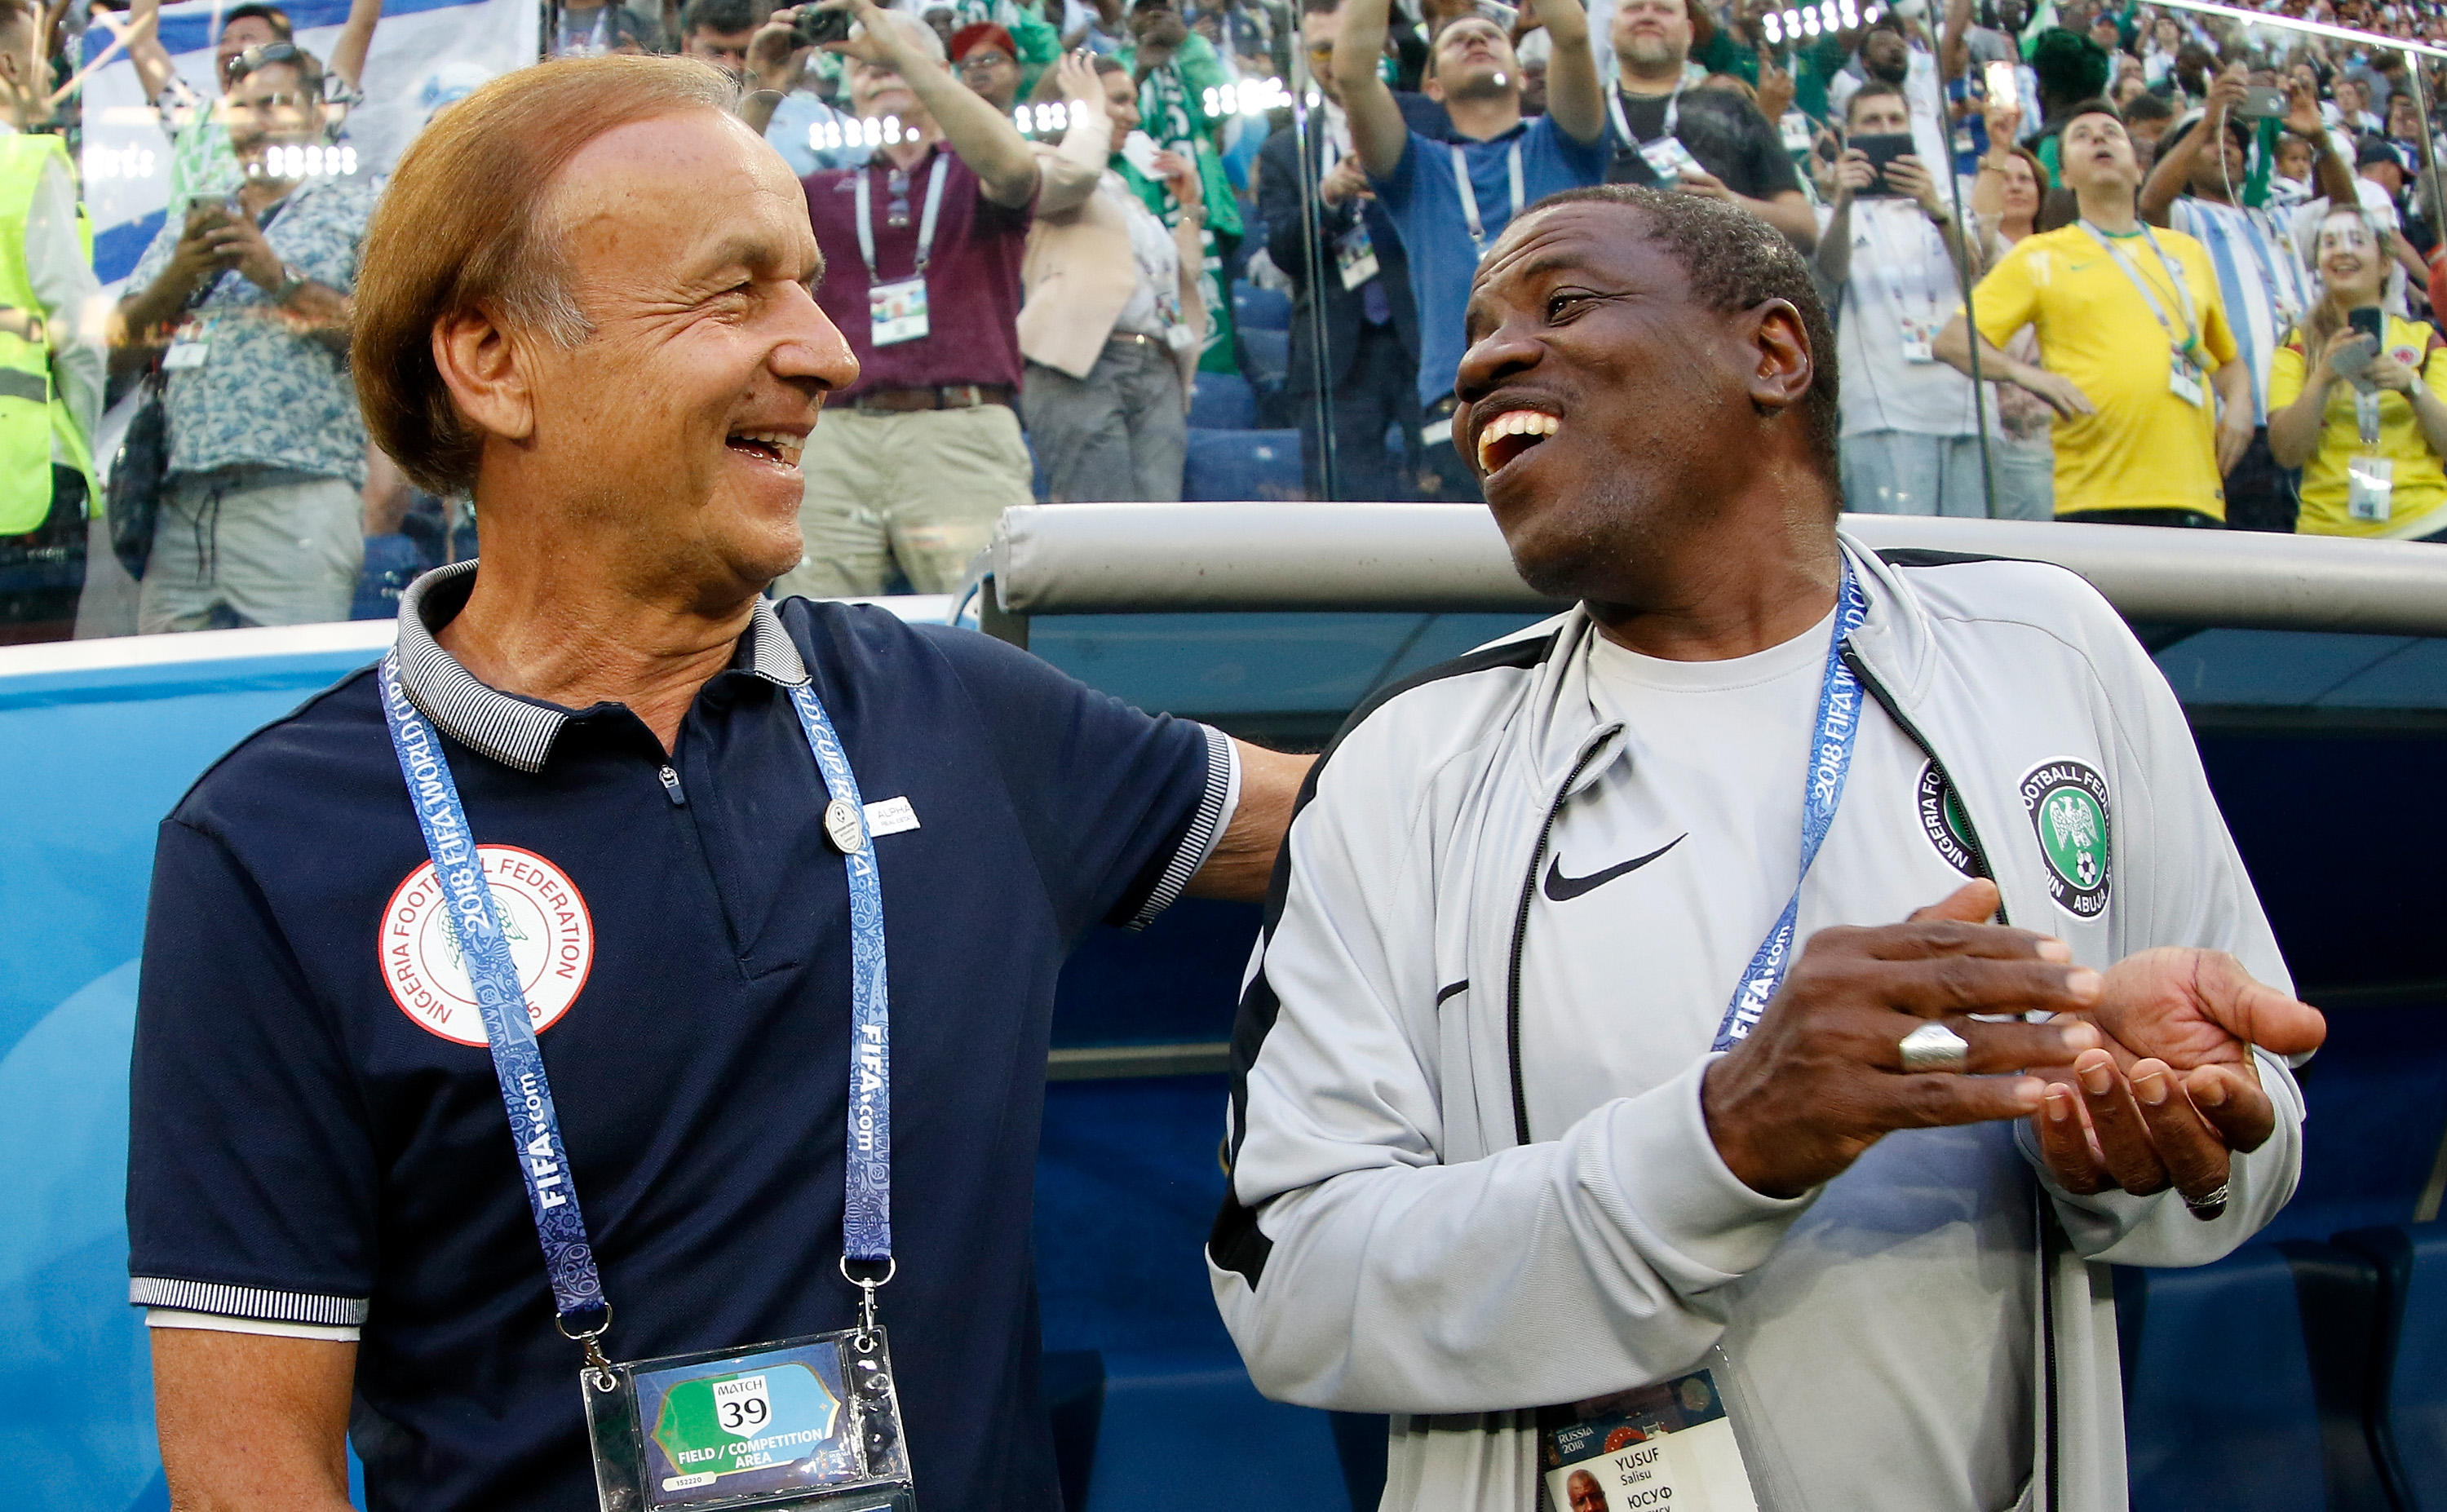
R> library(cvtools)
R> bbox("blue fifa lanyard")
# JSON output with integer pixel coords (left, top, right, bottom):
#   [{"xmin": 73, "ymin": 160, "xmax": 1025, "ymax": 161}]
[
  {"xmin": 1713, "ymin": 559, "xmax": 1870, "ymax": 1051},
  {"xmin": 377, "ymin": 650, "xmax": 894, "ymax": 1350}
]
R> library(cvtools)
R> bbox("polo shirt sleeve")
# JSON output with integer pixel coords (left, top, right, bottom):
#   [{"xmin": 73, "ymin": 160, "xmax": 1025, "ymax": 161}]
[
  {"xmin": 126, "ymin": 816, "xmax": 378, "ymax": 1329},
  {"xmin": 1530, "ymin": 111, "xmax": 1610, "ymax": 188},
  {"xmin": 1369, "ymin": 128, "xmax": 1426, "ymax": 204},
  {"xmin": 917, "ymin": 625, "xmax": 1237, "ymax": 939}
]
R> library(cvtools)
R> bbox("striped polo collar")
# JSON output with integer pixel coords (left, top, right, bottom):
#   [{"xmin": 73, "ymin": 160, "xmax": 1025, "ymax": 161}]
[{"xmin": 393, "ymin": 560, "xmax": 811, "ymax": 774}]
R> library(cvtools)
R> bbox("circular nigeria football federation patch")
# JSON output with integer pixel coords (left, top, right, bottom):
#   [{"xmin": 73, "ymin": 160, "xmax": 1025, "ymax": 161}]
[
  {"xmin": 381, "ymin": 845, "xmax": 595, "ymax": 1045},
  {"xmin": 1914, "ymin": 760, "xmax": 1980, "ymax": 878},
  {"xmin": 2019, "ymin": 758, "xmax": 2112, "ymax": 919}
]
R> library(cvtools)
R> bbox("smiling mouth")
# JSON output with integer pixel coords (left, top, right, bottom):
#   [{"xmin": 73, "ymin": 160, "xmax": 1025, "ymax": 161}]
[
  {"xmin": 1476, "ymin": 409, "xmax": 1560, "ymax": 475},
  {"xmin": 728, "ymin": 430, "xmax": 807, "ymax": 469}
]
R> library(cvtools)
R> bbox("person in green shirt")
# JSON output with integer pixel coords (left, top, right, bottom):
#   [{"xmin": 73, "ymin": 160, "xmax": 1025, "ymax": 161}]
[{"xmin": 1120, "ymin": 0, "xmax": 1243, "ymax": 373}]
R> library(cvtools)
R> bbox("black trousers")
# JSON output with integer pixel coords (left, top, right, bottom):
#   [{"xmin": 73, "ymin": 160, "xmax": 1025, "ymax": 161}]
[
  {"xmin": 2222, "ymin": 427, "xmax": 2300, "ymax": 533},
  {"xmin": 1294, "ymin": 320, "xmax": 1418, "ymax": 502},
  {"xmin": 0, "ymin": 463, "xmax": 87, "ymax": 641},
  {"xmin": 2057, "ymin": 506, "xmax": 2226, "ymax": 528}
]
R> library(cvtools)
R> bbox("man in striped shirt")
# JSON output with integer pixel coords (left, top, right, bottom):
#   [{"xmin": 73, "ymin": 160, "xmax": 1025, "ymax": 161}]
[{"xmin": 2140, "ymin": 69, "xmax": 2353, "ymax": 533}]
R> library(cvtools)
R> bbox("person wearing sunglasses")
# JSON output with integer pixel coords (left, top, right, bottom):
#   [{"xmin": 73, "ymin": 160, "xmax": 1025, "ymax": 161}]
[
  {"xmin": 114, "ymin": 41, "xmax": 384, "ymax": 633},
  {"xmin": 124, "ymin": 0, "xmax": 380, "ymax": 219}
]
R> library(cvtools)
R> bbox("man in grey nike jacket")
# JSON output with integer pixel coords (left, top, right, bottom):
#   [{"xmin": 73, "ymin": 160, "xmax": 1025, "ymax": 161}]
[{"xmin": 1207, "ymin": 186, "xmax": 2326, "ymax": 1512}]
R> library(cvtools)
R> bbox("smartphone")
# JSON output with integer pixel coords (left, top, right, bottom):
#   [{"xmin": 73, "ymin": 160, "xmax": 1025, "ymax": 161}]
[
  {"xmin": 793, "ymin": 5, "xmax": 856, "ymax": 47},
  {"xmin": 1852, "ymin": 131, "xmax": 1915, "ymax": 196},
  {"xmin": 2349, "ymin": 306, "xmax": 2386, "ymax": 346},
  {"xmin": 2239, "ymin": 85, "xmax": 2286, "ymax": 119},
  {"xmin": 1984, "ymin": 60, "xmax": 2018, "ymax": 110}
]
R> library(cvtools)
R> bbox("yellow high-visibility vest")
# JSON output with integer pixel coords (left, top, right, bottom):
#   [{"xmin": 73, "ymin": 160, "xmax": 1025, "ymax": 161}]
[{"xmin": 0, "ymin": 131, "xmax": 93, "ymax": 534}]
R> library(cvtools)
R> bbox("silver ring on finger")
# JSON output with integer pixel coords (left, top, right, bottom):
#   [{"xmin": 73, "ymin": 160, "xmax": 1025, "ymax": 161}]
[
  {"xmin": 2182, "ymin": 1180, "xmax": 2231, "ymax": 1222},
  {"xmin": 1898, "ymin": 1021, "xmax": 1971, "ymax": 1075}
]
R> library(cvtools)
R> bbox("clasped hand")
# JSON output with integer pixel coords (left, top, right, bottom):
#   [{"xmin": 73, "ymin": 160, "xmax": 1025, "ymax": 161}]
[{"xmin": 1701, "ymin": 880, "xmax": 2325, "ymax": 1205}]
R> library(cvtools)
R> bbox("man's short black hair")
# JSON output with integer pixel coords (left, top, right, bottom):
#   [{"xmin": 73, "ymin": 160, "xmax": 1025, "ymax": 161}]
[
  {"xmin": 2120, "ymin": 91, "xmax": 2172, "ymax": 125},
  {"xmin": 223, "ymin": 2, "xmax": 293, "ymax": 38},
  {"xmin": 682, "ymin": 0, "xmax": 762, "ymax": 35},
  {"xmin": 1520, "ymin": 185, "xmax": 1842, "ymax": 493},
  {"xmin": 1300, "ymin": 0, "xmax": 1341, "ymax": 15}
]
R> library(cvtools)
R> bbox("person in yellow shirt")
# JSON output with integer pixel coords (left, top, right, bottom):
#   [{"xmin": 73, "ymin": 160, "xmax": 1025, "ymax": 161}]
[
  {"xmin": 2267, "ymin": 209, "xmax": 2447, "ymax": 542},
  {"xmin": 1936, "ymin": 99, "xmax": 2254, "ymax": 526}
]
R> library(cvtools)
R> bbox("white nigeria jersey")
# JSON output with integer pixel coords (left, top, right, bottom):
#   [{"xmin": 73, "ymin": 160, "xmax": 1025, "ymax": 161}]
[{"xmin": 1513, "ymin": 611, "xmax": 2038, "ymax": 1510}]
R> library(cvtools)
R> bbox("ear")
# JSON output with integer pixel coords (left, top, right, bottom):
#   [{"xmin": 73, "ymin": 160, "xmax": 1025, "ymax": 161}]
[
  {"xmin": 1742, "ymin": 298, "xmax": 1815, "ymax": 415},
  {"xmin": 432, "ymin": 307, "xmax": 538, "ymax": 448},
  {"xmin": 1423, "ymin": 72, "xmax": 1447, "ymax": 104}
]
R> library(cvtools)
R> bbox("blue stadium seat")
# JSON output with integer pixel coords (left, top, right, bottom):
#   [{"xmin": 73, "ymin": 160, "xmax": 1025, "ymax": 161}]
[
  {"xmin": 2338, "ymin": 1222, "xmax": 2447, "ymax": 1509},
  {"xmin": 1082, "ymin": 1351, "xmax": 1344, "ymax": 1511},
  {"xmin": 2118, "ymin": 1241, "xmax": 2392, "ymax": 1510},
  {"xmin": 1188, "ymin": 372, "xmax": 1258, "ymax": 431},
  {"xmin": 1232, "ymin": 283, "xmax": 1292, "ymax": 332},
  {"xmin": 1184, "ymin": 429, "xmax": 1303, "ymax": 502},
  {"xmin": 1239, "ymin": 328, "xmax": 1290, "ymax": 393}
]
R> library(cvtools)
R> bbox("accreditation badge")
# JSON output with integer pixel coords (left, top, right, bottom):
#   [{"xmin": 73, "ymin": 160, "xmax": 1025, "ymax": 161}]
[
  {"xmin": 2348, "ymin": 453, "xmax": 2396, "ymax": 522},
  {"xmin": 1538, "ymin": 1368, "xmax": 1759, "ymax": 1512},
  {"xmin": 2166, "ymin": 351, "xmax": 2206, "ymax": 407},
  {"xmin": 867, "ymin": 276, "xmax": 930, "ymax": 347},
  {"xmin": 1333, "ymin": 221, "xmax": 1379, "ymax": 290},
  {"xmin": 1638, "ymin": 135, "xmax": 1705, "ymax": 183},
  {"xmin": 583, "ymin": 1328, "xmax": 914, "ymax": 1512}
]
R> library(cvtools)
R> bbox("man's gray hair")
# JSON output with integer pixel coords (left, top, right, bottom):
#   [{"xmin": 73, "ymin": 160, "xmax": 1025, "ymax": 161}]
[{"xmin": 862, "ymin": 9, "xmax": 948, "ymax": 64}]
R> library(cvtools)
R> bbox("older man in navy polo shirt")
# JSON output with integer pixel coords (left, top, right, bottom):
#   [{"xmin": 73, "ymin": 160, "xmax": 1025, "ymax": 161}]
[{"xmin": 126, "ymin": 55, "xmax": 1307, "ymax": 1512}]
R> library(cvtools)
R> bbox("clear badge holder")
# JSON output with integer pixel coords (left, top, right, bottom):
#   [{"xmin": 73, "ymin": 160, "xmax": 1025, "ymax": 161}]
[{"xmin": 583, "ymin": 1323, "xmax": 914, "ymax": 1512}]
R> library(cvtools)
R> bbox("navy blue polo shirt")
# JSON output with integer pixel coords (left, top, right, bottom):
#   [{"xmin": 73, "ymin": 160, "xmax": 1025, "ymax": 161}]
[{"xmin": 126, "ymin": 562, "xmax": 1234, "ymax": 1512}]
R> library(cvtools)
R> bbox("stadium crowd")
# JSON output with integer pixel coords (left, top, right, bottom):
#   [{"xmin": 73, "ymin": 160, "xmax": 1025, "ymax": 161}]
[{"xmin": 1, "ymin": 0, "xmax": 2445, "ymax": 643}]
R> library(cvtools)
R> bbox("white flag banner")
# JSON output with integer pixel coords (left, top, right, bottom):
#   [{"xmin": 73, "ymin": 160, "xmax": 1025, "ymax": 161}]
[{"xmin": 77, "ymin": 0, "xmax": 539, "ymax": 288}]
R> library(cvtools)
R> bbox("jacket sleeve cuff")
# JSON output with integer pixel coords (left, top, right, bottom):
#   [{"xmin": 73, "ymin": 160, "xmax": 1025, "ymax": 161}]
[{"xmin": 1592, "ymin": 1054, "xmax": 1815, "ymax": 1288}]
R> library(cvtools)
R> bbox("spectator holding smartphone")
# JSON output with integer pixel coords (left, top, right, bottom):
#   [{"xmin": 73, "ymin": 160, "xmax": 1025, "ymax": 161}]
[
  {"xmin": 778, "ymin": 0, "xmax": 1042, "ymax": 598},
  {"xmin": 2267, "ymin": 209, "xmax": 2447, "ymax": 541},
  {"xmin": 115, "ymin": 43, "xmax": 377, "ymax": 631},
  {"xmin": 124, "ymin": 0, "xmax": 379, "ymax": 216},
  {"xmin": 2140, "ymin": 67, "xmax": 2347, "ymax": 532},
  {"xmin": 1814, "ymin": 82, "xmax": 1993, "ymax": 517}
]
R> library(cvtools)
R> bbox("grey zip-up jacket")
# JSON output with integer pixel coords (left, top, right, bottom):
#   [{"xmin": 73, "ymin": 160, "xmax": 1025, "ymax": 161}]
[{"xmin": 1207, "ymin": 539, "xmax": 2304, "ymax": 1512}]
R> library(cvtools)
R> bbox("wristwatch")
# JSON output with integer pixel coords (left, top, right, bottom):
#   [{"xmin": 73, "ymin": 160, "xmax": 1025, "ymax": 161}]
[{"xmin": 271, "ymin": 262, "xmax": 309, "ymax": 303}]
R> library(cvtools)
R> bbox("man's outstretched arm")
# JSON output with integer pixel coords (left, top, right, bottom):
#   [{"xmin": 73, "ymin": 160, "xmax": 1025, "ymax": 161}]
[
  {"xmin": 153, "ymin": 1328, "xmax": 356, "ymax": 1512},
  {"xmin": 1334, "ymin": 0, "xmax": 1409, "ymax": 178},
  {"xmin": 1188, "ymin": 742, "xmax": 1316, "ymax": 901}
]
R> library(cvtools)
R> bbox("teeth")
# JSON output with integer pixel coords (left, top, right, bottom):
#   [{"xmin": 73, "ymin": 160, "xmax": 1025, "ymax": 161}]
[
  {"xmin": 732, "ymin": 430, "xmax": 806, "ymax": 467},
  {"xmin": 1474, "ymin": 409, "xmax": 1560, "ymax": 473}
]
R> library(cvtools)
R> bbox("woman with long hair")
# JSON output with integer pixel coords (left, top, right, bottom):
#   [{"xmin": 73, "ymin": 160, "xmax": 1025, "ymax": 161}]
[
  {"xmin": 1969, "ymin": 100, "xmax": 2055, "ymax": 519},
  {"xmin": 2267, "ymin": 208, "xmax": 2447, "ymax": 541}
]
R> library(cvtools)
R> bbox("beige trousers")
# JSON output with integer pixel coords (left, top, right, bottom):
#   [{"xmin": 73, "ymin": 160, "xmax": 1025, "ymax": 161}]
[
  {"xmin": 137, "ymin": 466, "xmax": 363, "ymax": 633},
  {"xmin": 774, "ymin": 403, "xmax": 1033, "ymax": 599}
]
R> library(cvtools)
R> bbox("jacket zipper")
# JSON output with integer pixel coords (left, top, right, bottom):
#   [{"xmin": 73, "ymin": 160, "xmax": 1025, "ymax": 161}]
[
  {"xmin": 1503, "ymin": 734, "xmax": 1615, "ymax": 1149},
  {"xmin": 1845, "ymin": 643, "xmax": 2058, "ymax": 1512}
]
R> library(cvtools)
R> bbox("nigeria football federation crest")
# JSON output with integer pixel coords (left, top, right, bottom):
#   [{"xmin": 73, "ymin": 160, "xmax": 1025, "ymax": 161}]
[
  {"xmin": 1915, "ymin": 760, "xmax": 1980, "ymax": 878},
  {"xmin": 381, "ymin": 845, "xmax": 595, "ymax": 1044},
  {"xmin": 2019, "ymin": 758, "xmax": 2112, "ymax": 918}
]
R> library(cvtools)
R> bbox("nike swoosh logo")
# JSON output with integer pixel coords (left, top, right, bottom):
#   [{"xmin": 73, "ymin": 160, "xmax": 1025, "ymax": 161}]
[{"xmin": 1543, "ymin": 835, "xmax": 1687, "ymax": 902}]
